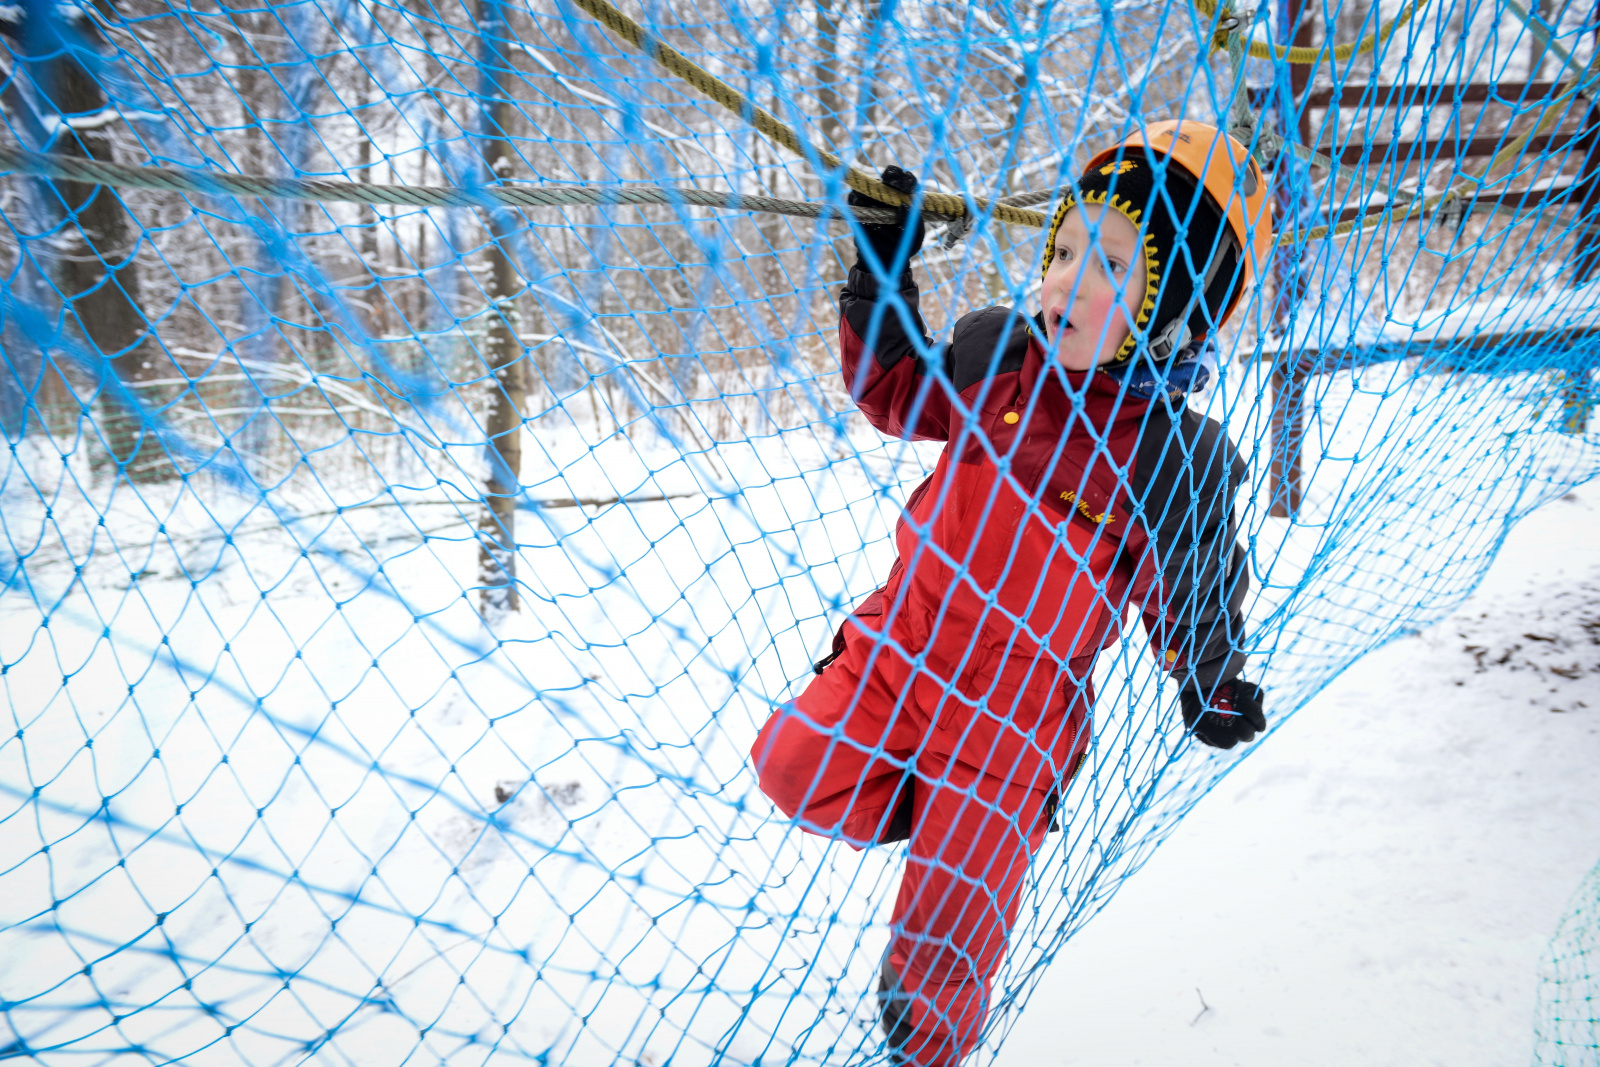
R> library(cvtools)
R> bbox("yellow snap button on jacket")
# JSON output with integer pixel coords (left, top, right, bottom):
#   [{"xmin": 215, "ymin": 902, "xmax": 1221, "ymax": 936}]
[{"xmin": 1002, "ymin": 411, "xmax": 1020, "ymax": 425}]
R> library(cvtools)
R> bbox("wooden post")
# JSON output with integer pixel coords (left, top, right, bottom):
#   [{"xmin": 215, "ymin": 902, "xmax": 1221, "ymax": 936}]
[
  {"xmin": 1290, "ymin": 0, "xmax": 1313, "ymax": 145},
  {"xmin": 1571, "ymin": 0, "xmax": 1600, "ymax": 284},
  {"xmin": 1558, "ymin": 368, "xmax": 1593, "ymax": 435},
  {"xmin": 1265, "ymin": 0, "xmax": 1315, "ymax": 518},
  {"xmin": 1269, "ymin": 360, "xmax": 1306, "ymax": 518}
]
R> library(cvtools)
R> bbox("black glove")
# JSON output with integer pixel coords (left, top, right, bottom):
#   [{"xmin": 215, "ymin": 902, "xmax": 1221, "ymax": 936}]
[
  {"xmin": 1180, "ymin": 678, "xmax": 1266, "ymax": 750},
  {"xmin": 848, "ymin": 165, "xmax": 925, "ymax": 273}
]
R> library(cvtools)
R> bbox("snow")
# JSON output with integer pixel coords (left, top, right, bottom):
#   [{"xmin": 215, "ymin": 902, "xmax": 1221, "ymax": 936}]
[
  {"xmin": 996, "ymin": 481, "xmax": 1600, "ymax": 1067},
  {"xmin": 0, "ymin": 423, "xmax": 931, "ymax": 1066},
  {"xmin": 36, "ymin": 110, "xmax": 167, "ymax": 135}
]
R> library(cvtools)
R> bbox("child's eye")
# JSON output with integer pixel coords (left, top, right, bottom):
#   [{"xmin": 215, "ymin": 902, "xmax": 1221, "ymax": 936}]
[{"xmin": 1054, "ymin": 246, "xmax": 1074, "ymax": 264}]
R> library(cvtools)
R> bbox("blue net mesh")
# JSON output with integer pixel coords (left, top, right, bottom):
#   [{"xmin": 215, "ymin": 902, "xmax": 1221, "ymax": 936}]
[
  {"xmin": 1, "ymin": 0, "xmax": 1598, "ymax": 1061},
  {"xmin": 1537, "ymin": 854, "xmax": 1600, "ymax": 1065}
]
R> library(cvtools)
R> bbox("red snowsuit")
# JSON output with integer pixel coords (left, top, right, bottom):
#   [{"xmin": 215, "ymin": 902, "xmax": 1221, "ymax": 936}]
[{"xmin": 751, "ymin": 266, "xmax": 1251, "ymax": 1066}]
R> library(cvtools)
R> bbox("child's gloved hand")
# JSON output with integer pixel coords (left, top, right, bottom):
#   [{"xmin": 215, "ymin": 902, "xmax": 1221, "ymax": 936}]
[
  {"xmin": 1180, "ymin": 678, "xmax": 1266, "ymax": 749},
  {"xmin": 848, "ymin": 165, "xmax": 925, "ymax": 272}
]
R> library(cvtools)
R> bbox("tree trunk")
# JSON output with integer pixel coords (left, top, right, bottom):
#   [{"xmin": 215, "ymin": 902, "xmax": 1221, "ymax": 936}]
[
  {"xmin": 356, "ymin": 81, "xmax": 386, "ymax": 338},
  {"xmin": 853, "ymin": 0, "xmax": 887, "ymax": 164},
  {"xmin": 411, "ymin": 154, "xmax": 430, "ymax": 333},
  {"xmin": 814, "ymin": 0, "xmax": 844, "ymax": 154},
  {"xmin": 981, "ymin": 23, "xmax": 1031, "ymax": 303},
  {"xmin": 475, "ymin": 0, "xmax": 526, "ymax": 615},
  {"xmin": 3, "ymin": 0, "xmax": 166, "ymax": 479}
]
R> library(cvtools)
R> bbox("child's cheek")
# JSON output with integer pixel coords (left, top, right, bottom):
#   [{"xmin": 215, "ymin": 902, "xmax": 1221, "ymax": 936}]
[{"xmin": 1079, "ymin": 291, "xmax": 1116, "ymax": 336}]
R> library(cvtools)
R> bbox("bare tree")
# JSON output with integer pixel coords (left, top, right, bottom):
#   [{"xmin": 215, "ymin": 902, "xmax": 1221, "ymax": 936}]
[
  {"xmin": 1, "ymin": 0, "xmax": 166, "ymax": 479},
  {"xmin": 814, "ymin": 0, "xmax": 845, "ymax": 153},
  {"xmin": 475, "ymin": 0, "xmax": 528, "ymax": 615}
]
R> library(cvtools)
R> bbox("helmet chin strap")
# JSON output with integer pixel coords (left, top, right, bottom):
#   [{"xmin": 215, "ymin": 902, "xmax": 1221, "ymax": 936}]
[{"xmin": 1146, "ymin": 227, "xmax": 1240, "ymax": 362}]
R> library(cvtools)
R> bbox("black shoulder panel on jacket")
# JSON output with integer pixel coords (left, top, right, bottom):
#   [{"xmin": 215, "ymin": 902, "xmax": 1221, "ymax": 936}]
[
  {"xmin": 1130, "ymin": 405, "xmax": 1252, "ymax": 691},
  {"xmin": 947, "ymin": 305, "xmax": 1034, "ymax": 392},
  {"xmin": 1133, "ymin": 407, "xmax": 1248, "ymax": 527}
]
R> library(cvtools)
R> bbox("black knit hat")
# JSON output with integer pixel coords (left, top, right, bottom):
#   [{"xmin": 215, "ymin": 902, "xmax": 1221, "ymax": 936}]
[{"xmin": 1042, "ymin": 146, "xmax": 1241, "ymax": 364}]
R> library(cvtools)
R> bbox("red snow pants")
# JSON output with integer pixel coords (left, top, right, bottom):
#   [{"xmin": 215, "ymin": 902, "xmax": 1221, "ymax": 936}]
[{"xmin": 751, "ymin": 614, "xmax": 1094, "ymax": 1067}]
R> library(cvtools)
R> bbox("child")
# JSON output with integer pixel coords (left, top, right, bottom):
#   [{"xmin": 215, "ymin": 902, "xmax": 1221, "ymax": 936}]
[{"xmin": 750, "ymin": 120, "xmax": 1273, "ymax": 1066}]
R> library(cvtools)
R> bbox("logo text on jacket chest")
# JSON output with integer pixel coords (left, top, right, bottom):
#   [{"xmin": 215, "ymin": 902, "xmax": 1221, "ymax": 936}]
[{"xmin": 1060, "ymin": 488, "xmax": 1116, "ymax": 525}]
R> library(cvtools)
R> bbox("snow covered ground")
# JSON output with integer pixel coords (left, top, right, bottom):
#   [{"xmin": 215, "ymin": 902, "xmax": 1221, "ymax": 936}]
[{"xmin": 998, "ymin": 480, "xmax": 1600, "ymax": 1067}]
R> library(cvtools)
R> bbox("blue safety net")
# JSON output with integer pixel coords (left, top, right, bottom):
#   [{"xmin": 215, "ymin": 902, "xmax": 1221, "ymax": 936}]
[
  {"xmin": 1536, "ymin": 854, "xmax": 1600, "ymax": 1065},
  {"xmin": 1, "ymin": 0, "xmax": 1598, "ymax": 1061}
]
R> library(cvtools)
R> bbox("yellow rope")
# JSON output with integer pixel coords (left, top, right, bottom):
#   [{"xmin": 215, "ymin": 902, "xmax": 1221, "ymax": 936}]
[
  {"xmin": 1194, "ymin": 0, "xmax": 1429, "ymax": 63},
  {"xmin": 565, "ymin": 0, "xmax": 1046, "ymax": 229}
]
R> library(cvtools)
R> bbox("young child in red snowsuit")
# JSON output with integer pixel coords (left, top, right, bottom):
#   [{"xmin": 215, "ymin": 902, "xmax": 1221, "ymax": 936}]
[{"xmin": 751, "ymin": 121, "xmax": 1274, "ymax": 1067}]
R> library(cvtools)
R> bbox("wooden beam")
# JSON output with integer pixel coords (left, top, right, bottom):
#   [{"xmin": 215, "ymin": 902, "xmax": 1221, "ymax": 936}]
[
  {"xmin": 1434, "ymin": 323, "xmax": 1600, "ymax": 352},
  {"xmin": 1319, "ymin": 182, "xmax": 1585, "ymax": 226},
  {"xmin": 1303, "ymin": 80, "xmax": 1571, "ymax": 108},
  {"xmin": 1278, "ymin": 323, "xmax": 1600, "ymax": 373},
  {"xmin": 1335, "ymin": 130, "xmax": 1587, "ymax": 164}
]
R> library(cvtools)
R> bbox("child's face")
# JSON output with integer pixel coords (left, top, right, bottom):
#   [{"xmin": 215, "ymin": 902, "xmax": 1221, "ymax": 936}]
[{"xmin": 1040, "ymin": 204, "xmax": 1148, "ymax": 371}]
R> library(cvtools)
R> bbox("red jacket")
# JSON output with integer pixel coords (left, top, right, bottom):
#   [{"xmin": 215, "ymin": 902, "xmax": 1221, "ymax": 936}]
[{"xmin": 830, "ymin": 264, "xmax": 1251, "ymax": 711}]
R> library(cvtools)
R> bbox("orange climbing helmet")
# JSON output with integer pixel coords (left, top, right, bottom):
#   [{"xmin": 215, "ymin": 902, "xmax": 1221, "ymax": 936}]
[
  {"xmin": 1044, "ymin": 119, "xmax": 1275, "ymax": 364},
  {"xmin": 1083, "ymin": 119, "xmax": 1274, "ymax": 332}
]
